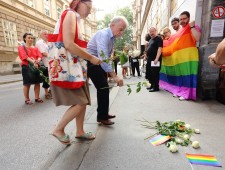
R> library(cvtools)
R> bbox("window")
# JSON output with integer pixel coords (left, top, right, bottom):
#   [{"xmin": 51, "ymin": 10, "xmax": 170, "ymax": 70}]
[
  {"xmin": 25, "ymin": 0, "xmax": 35, "ymax": 8},
  {"xmin": 2, "ymin": 19, "xmax": 18, "ymax": 47},
  {"xmin": 44, "ymin": 0, "xmax": 51, "ymax": 16},
  {"xmin": 56, "ymin": 6, "xmax": 62, "ymax": 19}
]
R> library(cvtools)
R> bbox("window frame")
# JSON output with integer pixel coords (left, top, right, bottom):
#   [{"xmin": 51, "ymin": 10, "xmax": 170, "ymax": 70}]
[
  {"xmin": 43, "ymin": 0, "xmax": 51, "ymax": 17},
  {"xmin": 1, "ymin": 19, "xmax": 18, "ymax": 47},
  {"xmin": 56, "ymin": 5, "xmax": 62, "ymax": 19},
  {"xmin": 24, "ymin": 0, "xmax": 35, "ymax": 8}
]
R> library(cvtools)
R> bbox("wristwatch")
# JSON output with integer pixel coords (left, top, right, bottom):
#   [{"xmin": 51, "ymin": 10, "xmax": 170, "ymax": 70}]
[{"xmin": 190, "ymin": 26, "xmax": 195, "ymax": 29}]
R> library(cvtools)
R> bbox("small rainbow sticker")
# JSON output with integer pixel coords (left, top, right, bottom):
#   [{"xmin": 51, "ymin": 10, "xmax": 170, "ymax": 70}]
[{"xmin": 149, "ymin": 134, "xmax": 171, "ymax": 146}]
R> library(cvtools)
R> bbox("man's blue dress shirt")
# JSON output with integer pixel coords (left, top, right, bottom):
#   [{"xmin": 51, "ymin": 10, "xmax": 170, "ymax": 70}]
[{"xmin": 87, "ymin": 28, "xmax": 115, "ymax": 72}]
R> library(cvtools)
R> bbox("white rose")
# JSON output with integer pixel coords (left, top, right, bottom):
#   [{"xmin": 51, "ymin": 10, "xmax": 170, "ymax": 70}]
[
  {"xmin": 175, "ymin": 138, "xmax": 182, "ymax": 144},
  {"xmin": 128, "ymin": 51, "xmax": 133, "ymax": 56},
  {"xmin": 169, "ymin": 144, "xmax": 178, "ymax": 153},
  {"xmin": 185, "ymin": 124, "xmax": 191, "ymax": 129},
  {"xmin": 192, "ymin": 141, "xmax": 200, "ymax": 149},
  {"xmin": 144, "ymin": 82, "xmax": 151, "ymax": 88},
  {"xmin": 194, "ymin": 129, "xmax": 200, "ymax": 134},
  {"xmin": 183, "ymin": 134, "xmax": 190, "ymax": 140},
  {"xmin": 132, "ymin": 50, "xmax": 140, "ymax": 57}
]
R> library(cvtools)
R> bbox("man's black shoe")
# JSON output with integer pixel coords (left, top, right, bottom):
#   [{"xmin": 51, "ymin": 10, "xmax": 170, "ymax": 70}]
[
  {"xmin": 146, "ymin": 87, "xmax": 152, "ymax": 90},
  {"xmin": 97, "ymin": 119, "xmax": 115, "ymax": 125},
  {"xmin": 149, "ymin": 88, "xmax": 159, "ymax": 92},
  {"xmin": 108, "ymin": 114, "xmax": 116, "ymax": 119}
]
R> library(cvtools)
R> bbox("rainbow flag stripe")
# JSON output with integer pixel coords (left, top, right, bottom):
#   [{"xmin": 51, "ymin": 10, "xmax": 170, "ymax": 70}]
[
  {"xmin": 186, "ymin": 153, "xmax": 222, "ymax": 167},
  {"xmin": 159, "ymin": 25, "xmax": 199, "ymax": 100},
  {"xmin": 149, "ymin": 134, "xmax": 171, "ymax": 146}
]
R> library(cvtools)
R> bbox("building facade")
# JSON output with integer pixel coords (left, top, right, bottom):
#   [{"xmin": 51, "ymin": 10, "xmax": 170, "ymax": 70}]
[
  {"xmin": 0, "ymin": 0, "xmax": 97, "ymax": 74},
  {"xmin": 132, "ymin": 0, "xmax": 225, "ymax": 99}
]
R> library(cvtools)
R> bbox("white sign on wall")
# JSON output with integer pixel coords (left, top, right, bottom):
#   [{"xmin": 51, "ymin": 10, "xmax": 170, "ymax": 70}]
[{"xmin": 210, "ymin": 19, "xmax": 225, "ymax": 37}]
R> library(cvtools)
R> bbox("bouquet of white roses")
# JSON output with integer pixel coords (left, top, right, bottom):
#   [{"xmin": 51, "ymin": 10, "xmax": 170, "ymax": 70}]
[{"xmin": 138, "ymin": 119, "xmax": 201, "ymax": 153}]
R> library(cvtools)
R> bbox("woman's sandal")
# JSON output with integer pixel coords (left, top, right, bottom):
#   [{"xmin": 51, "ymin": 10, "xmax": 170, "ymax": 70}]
[
  {"xmin": 51, "ymin": 133, "xmax": 71, "ymax": 145},
  {"xmin": 25, "ymin": 100, "xmax": 33, "ymax": 105},
  {"xmin": 75, "ymin": 132, "xmax": 96, "ymax": 140},
  {"xmin": 35, "ymin": 98, "xmax": 43, "ymax": 103},
  {"xmin": 45, "ymin": 94, "xmax": 52, "ymax": 99}
]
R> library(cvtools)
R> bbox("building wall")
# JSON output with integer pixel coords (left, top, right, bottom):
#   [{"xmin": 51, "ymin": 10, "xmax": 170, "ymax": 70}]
[{"xmin": 0, "ymin": 0, "xmax": 97, "ymax": 75}]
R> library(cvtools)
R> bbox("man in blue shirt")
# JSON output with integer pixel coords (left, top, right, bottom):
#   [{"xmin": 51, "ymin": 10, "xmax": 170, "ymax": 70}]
[{"xmin": 87, "ymin": 16, "xmax": 128, "ymax": 125}]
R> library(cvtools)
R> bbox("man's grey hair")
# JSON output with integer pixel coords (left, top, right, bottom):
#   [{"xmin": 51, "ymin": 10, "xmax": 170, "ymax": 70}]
[
  {"xmin": 40, "ymin": 30, "xmax": 48, "ymax": 35},
  {"xmin": 149, "ymin": 27, "xmax": 157, "ymax": 31},
  {"xmin": 110, "ymin": 16, "xmax": 129, "ymax": 28}
]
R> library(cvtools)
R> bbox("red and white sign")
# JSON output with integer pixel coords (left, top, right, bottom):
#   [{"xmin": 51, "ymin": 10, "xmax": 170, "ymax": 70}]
[{"xmin": 212, "ymin": 6, "xmax": 225, "ymax": 18}]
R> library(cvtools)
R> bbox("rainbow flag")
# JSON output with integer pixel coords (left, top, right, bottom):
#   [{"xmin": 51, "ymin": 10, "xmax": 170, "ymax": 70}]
[
  {"xmin": 186, "ymin": 153, "xmax": 222, "ymax": 167},
  {"xmin": 159, "ymin": 25, "xmax": 199, "ymax": 100},
  {"xmin": 149, "ymin": 134, "xmax": 171, "ymax": 146}
]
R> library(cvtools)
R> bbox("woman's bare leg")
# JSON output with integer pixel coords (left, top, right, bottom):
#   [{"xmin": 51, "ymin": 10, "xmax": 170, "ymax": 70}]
[
  {"xmin": 23, "ymin": 85, "xmax": 30, "ymax": 100},
  {"xmin": 75, "ymin": 105, "xmax": 86, "ymax": 136},
  {"xmin": 34, "ymin": 83, "xmax": 40, "ymax": 99},
  {"xmin": 52, "ymin": 104, "xmax": 86, "ymax": 137}
]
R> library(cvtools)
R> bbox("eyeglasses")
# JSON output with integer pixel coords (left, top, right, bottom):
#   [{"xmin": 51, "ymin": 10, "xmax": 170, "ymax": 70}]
[{"xmin": 81, "ymin": 2, "xmax": 91, "ymax": 11}]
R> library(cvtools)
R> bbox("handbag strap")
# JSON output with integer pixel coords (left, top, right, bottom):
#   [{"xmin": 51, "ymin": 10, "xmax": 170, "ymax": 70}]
[
  {"xmin": 48, "ymin": 9, "xmax": 87, "ymax": 48},
  {"xmin": 22, "ymin": 45, "xmax": 35, "ymax": 67},
  {"xmin": 22, "ymin": 44, "xmax": 28, "ymax": 56}
]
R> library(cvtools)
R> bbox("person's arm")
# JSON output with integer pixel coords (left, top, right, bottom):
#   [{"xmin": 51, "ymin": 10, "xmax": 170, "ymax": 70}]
[
  {"xmin": 208, "ymin": 38, "xmax": 225, "ymax": 66},
  {"xmin": 62, "ymin": 11, "xmax": 100, "ymax": 65},
  {"xmin": 154, "ymin": 38, "xmax": 163, "ymax": 64},
  {"xmin": 96, "ymin": 32, "xmax": 112, "ymax": 72},
  {"xmin": 214, "ymin": 38, "xmax": 225, "ymax": 65},
  {"xmin": 154, "ymin": 48, "xmax": 162, "ymax": 64},
  {"xmin": 189, "ymin": 21, "xmax": 201, "ymax": 42},
  {"xmin": 109, "ymin": 72, "xmax": 123, "ymax": 86},
  {"xmin": 95, "ymin": 32, "xmax": 123, "ymax": 86}
]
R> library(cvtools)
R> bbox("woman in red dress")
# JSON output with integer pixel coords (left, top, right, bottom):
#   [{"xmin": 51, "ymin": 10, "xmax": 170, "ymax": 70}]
[{"xmin": 18, "ymin": 33, "xmax": 43, "ymax": 105}]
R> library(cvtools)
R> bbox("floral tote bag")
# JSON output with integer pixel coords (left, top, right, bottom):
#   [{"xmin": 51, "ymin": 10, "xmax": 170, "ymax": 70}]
[{"xmin": 47, "ymin": 10, "xmax": 87, "ymax": 89}]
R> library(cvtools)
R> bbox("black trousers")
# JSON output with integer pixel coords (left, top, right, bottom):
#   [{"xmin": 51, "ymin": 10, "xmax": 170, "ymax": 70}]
[
  {"xmin": 87, "ymin": 63, "xmax": 109, "ymax": 120},
  {"xmin": 114, "ymin": 60, "xmax": 118, "ymax": 75},
  {"xmin": 42, "ymin": 67, "xmax": 50, "ymax": 89},
  {"xmin": 131, "ymin": 62, "xmax": 140, "ymax": 76},
  {"xmin": 146, "ymin": 61, "xmax": 161, "ymax": 89}
]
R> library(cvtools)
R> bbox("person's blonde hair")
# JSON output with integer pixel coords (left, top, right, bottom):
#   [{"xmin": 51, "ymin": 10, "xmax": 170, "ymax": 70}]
[{"xmin": 163, "ymin": 27, "xmax": 171, "ymax": 33}]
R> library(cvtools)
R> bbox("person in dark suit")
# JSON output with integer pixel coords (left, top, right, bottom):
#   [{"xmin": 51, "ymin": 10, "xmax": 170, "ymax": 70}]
[{"xmin": 146, "ymin": 27, "xmax": 163, "ymax": 92}]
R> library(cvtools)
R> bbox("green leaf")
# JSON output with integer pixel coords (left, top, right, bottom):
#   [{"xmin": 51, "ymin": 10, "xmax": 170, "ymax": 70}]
[
  {"xmin": 100, "ymin": 50, "xmax": 105, "ymax": 57},
  {"xmin": 136, "ymin": 87, "xmax": 141, "ymax": 93},
  {"xmin": 127, "ymin": 87, "xmax": 131, "ymax": 95}
]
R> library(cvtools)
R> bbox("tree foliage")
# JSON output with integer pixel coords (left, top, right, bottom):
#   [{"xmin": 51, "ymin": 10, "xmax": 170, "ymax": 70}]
[{"xmin": 96, "ymin": 6, "xmax": 133, "ymax": 51}]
